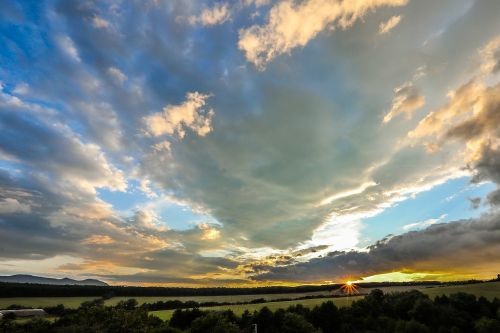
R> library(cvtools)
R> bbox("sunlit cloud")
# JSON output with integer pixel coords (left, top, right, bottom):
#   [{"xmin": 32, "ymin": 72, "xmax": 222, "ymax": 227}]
[
  {"xmin": 188, "ymin": 2, "xmax": 231, "ymax": 26},
  {"xmin": 379, "ymin": 15, "xmax": 402, "ymax": 34},
  {"xmin": 143, "ymin": 92, "xmax": 215, "ymax": 139},
  {"xmin": 238, "ymin": 0, "xmax": 408, "ymax": 68}
]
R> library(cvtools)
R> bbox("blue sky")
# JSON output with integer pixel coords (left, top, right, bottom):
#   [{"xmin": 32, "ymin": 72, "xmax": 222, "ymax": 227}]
[
  {"xmin": 362, "ymin": 177, "xmax": 496, "ymax": 245},
  {"xmin": 0, "ymin": 0, "xmax": 500, "ymax": 286}
]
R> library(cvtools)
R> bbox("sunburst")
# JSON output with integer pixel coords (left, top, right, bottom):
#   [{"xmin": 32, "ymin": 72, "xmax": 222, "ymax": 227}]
[{"xmin": 340, "ymin": 281, "xmax": 359, "ymax": 295}]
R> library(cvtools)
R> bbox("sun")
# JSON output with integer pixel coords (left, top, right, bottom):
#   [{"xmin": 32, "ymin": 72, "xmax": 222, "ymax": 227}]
[{"xmin": 340, "ymin": 280, "xmax": 359, "ymax": 295}]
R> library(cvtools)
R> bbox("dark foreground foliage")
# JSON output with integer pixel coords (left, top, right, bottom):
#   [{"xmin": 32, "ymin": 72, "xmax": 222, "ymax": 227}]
[{"xmin": 2, "ymin": 289, "xmax": 500, "ymax": 333}]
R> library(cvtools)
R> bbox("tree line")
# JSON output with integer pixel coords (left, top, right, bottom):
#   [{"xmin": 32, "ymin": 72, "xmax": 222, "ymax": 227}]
[
  {"xmin": 2, "ymin": 289, "xmax": 500, "ymax": 332},
  {"xmin": 0, "ymin": 281, "xmax": 446, "ymax": 298}
]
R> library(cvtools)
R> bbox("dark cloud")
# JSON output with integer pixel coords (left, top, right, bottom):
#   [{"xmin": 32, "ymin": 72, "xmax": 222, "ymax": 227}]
[
  {"xmin": 469, "ymin": 197, "xmax": 481, "ymax": 209},
  {"xmin": 253, "ymin": 212, "xmax": 500, "ymax": 282},
  {"xmin": 487, "ymin": 189, "xmax": 500, "ymax": 207},
  {"xmin": 97, "ymin": 273, "xmax": 248, "ymax": 286}
]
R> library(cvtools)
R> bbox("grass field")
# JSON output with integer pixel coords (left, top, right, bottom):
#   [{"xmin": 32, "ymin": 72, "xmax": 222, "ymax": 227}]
[
  {"xmin": 149, "ymin": 281, "xmax": 500, "ymax": 321},
  {"xmin": 421, "ymin": 281, "xmax": 500, "ymax": 300},
  {"xmin": 0, "ymin": 285, "xmax": 421, "ymax": 309},
  {"xmin": 150, "ymin": 296, "xmax": 364, "ymax": 321},
  {"xmin": 0, "ymin": 297, "xmax": 98, "ymax": 309},
  {"xmin": 104, "ymin": 291, "xmax": 335, "ymax": 306},
  {"xmin": 1, "ymin": 281, "xmax": 498, "ymax": 317}
]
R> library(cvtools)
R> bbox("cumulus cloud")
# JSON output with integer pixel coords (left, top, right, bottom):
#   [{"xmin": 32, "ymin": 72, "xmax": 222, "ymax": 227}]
[
  {"xmin": 0, "ymin": 95, "xmax": 127, "ymax": 194},
  {"xmin": 409, "ymin": 79, "xmax": 500, "ymax": 164},
  {"xmin": 378, "ymin": 15, "xmax": 402, "ymax": 34},
  {"xmin": 383, "ymin": 81, "xmax": 425, "ymax": 123},
  {"xmin": 144, "ymin": 92, "xmax": 215, "ymax": 139},
  {"xmin": 199, "ymin": 223, "xmax": 221, "ymax": 240},
  {"xmin": 238, "ymin": 0, "xmax": 408, "ymax": 68}
]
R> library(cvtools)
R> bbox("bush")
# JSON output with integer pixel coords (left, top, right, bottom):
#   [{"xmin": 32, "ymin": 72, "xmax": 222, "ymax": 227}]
[{"xmin": 189, "ymin": 312, "xmax": 240, "ymax": 333}]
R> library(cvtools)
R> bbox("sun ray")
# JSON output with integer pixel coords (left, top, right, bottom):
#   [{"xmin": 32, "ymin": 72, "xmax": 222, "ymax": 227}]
[{"xmin": 340, "ymin": 281, "xmax": 359, "ymax": 295}]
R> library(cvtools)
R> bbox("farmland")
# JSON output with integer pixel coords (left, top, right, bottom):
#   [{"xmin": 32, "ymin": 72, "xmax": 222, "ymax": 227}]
[
  {"xmin": 1, "ymin": 281, "xmax": 499, "ymax": 315},
  {"xmin": 149, "ymin": 281, "xmax": 500, "ymax": 320},
  {"xmin": 0, "ymin": 284, "xmax": 428, "ymax": 309},
  {"xmin": 421, "ymin": 281, "xmax": 500, "ymax": 300},
  {"xmin": 0, "ymin": 297, "xmax": 97, "ymax": 309},
  {"xmin": 151, "ymin": 295, "xmax": 364, "ymax": 320}
]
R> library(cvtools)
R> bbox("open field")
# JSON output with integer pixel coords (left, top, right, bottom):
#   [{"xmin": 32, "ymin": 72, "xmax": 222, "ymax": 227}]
[
  {"xmin": 149, "ymin": 282, "xmax": 500, "ymax": 321},
  {"xmin": 105, "ymin": 291, "xmax": 334, "ymax": 306},
  {"xmin": 1, "ymin": 281, "xmax": 498, "ymax": 314},
  {"xmin": 0, "ymin": 285, "xmax": 424, "ymax": 309},
  {"xmin": 150, "ymin": 296, "xmax": 364, "ymax": 321},
  {"xmin": 0, "ymin": 292, "xmax": 338, "ymax": 309},
  {"xmin": 421, "ymin": 281, "xmax": 500, "ymax": 300},
  {"xmin": 0, "ymin": 297, "xmax": 98, "ymax": 309},
  {"xmin": 0, "ymin": 289, "xmax": 363, "ymax": 309}
]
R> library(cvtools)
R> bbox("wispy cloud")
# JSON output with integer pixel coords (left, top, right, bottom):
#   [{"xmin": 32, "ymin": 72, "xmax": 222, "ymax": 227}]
[
  {"xmin": 379, "ymin": 15, "xmax": 402, "ymax": 34},
  {"xmin": 402, "ymin": 214, "xmax": 447, "ymax": 231}
]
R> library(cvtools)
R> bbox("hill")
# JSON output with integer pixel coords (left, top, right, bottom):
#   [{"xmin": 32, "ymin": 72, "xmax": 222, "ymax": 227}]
[{"xmin": 0, "ymin": 275, "xmax": 108, "ymax": 286}]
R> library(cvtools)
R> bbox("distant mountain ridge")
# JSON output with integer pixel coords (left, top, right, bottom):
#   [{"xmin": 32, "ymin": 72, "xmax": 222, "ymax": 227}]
[{"xmin": 0, "ymin": 275, "xmax": 108, "ymax": 286}]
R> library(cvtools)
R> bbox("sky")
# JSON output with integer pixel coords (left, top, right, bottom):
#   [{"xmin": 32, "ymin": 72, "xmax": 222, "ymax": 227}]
[{"xmin": 0, "ymin": 0, "xmax": 499, "ymax": 286}]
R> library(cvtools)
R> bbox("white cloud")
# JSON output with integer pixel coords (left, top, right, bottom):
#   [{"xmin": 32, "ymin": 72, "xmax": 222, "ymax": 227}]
[
  {"xmin": 57, "ymin": 35, "xmax": 81, "ymax": 62},
  {"xmin": 139, "ymin": 179, "xmax": 158, "ymax": 198},
  {"xmin": 479, "ymin": 35, "xmax": 500, "ymax": 75},
  {"xmin": 83, "ymin": 235, "xmax": 114, "ymax": 245},
  {"xmin": 378, "ymin": 15, "xmax": 402, "ymax": 34},
  {"xmin": 0, "ymin": 198, "xmax": 31, "ymax": 214},
  {"xmin": 92, "ymin": 16, "xmax": 110, "ymax": 29},
  {"xmin": 107, "ymin": 67, "xmax": 127, "ymax": 84},
  {"xmin": 238, "ymin": 0, "xmax": 408, "ymax": 68},
  {"xmin": 243, "ymin": 0, "xmax": 271, "ymax": 7},
  {"xmin": 199, "ymin": 223, "xmax": 221, "ymax": 240},
  {"xmin": 144, "ymin": 92, "xmax": 215, "ymax": 139},
  {"xmin": 318, "ymin": 181, "xmax": 377, "ymax": 206},
  {"xmin": 402, "ymin": 214, "xmax": 447, "ymax": 231},
  {"xmin": 13, "ymin": 83, "xmax": 30, "ymax": 95},
  {"xmin": 383, "ymin": 81, "xmax": 425, "ymax": 123},
  {"xmin": 189, "ymin": 3, "xmax": 231, "ymax": 26}
]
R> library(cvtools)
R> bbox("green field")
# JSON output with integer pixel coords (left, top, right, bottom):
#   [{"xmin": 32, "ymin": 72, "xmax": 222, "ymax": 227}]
[
  {"xmin": 1, "ymin": 281, "xmax": 499, "ymax": 318},
  {"xmin": 149, "ymin": 281, "xmax": 500, "ymax": 321},
  {"xmin": 104, "ymin": 291, "xmax": 334, "ymax": 306},
  {"xmin": 0, "ymin": 292, "xmax": 333, "ymax": 309},
  {"xmin": 421, "ymin": 281, "xmax": 500, "ymax": 300},
  {"xmin": 0, "ymin": 285, "xmax": 419, "ymax": 309},
  {"xmin": 150, "ymin": 296, "xmax": 364, "ymax": 321},
  {"xmin": 0, "ymin": 297, "xmax": 98, "ymax": 309}
]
